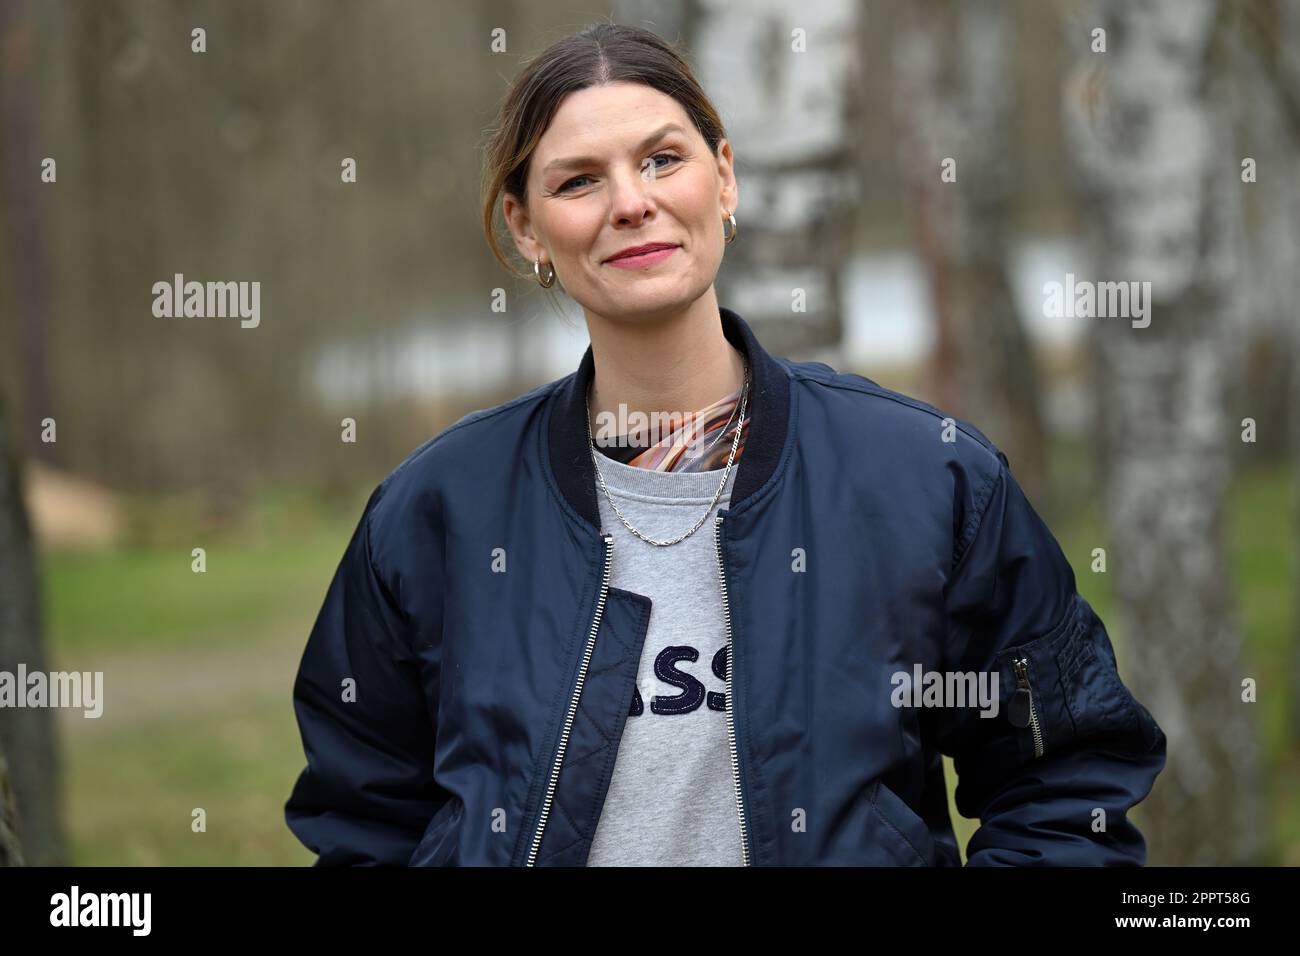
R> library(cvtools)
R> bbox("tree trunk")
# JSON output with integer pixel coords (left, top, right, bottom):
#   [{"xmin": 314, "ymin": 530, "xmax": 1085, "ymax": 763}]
[
  {"xmin": 1062, "ymin": 0, "xmax": 1264, "ymax": 865},
  {"xmin": 0, "ymin": 0, "xmax": 68, "ymax": 867},
  {"xmin": 0, "ymin": 393, "xmax": 67, "ymax": 865},
  {"xmin": 892, "ymin": 0, "xmax": 1047, "ymax": 504},
  {"xmin": 0, "ymin": 745, "xmax": 23, "ymax": 866},
  {"xmin": 684, "ymin": 0, "xmax": 856, "ymax": 359}
]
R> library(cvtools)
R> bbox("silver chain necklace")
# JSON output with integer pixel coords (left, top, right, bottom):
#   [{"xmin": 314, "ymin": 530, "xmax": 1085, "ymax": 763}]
[{"xmin": 586, "ymin": 361, "xmax": 750, "ymax": 547}]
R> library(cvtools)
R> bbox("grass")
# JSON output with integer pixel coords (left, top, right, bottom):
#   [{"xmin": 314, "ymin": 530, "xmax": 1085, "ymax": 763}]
[
  {"xmin": 44, "ymin": 485, "xmax": 363, "ymax": 866},
  {"xmin": 38, "ymin": 463, "xmax": 1299, "ymax": 865},
  {"xmin": 44, "ymin": 487, "xmax": 364, "ymax": 654},
  {"xmin": 62, "ymin": 695, "xmax": 315, "ymax": 866},
  {"xmin": 44, "ymin": 542, "xmax": 340, "ymax": 653}
]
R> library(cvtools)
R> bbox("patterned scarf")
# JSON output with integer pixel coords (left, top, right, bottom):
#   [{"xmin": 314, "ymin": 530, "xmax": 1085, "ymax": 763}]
[{"xmin": 592, "ymin": 380, "xmax": 749, "ymax": 473}]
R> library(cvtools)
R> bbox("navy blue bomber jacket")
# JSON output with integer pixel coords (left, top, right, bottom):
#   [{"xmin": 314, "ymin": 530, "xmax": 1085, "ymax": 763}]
[{"xmin": 285, "ymin": 306, "xmax": 1167, "ymax": 866}]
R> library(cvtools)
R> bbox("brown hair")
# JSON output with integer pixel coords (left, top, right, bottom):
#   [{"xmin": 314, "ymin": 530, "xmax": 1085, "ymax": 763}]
[{"xmin": 479, "ymin": 22, "xmax": 729, "ymax": 283}]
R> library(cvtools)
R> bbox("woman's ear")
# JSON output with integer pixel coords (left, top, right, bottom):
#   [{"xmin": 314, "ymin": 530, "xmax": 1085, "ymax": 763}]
[
  {"xmin": 715, "ymin": 139, "xmax": 739, "ymax": 214},
  {"xmin": 502, "ymin": 192, "xmax": 542, "ymax": 264}
]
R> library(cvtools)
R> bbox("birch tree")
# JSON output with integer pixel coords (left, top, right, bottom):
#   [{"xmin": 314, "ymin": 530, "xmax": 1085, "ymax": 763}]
[
  {"xmin": 1062, "ymin": 0, "xmax": 1264, "ymax": 865},
  {"xmin": 679, "ymin": 0, "xmax": 859, "ymax": 359}
]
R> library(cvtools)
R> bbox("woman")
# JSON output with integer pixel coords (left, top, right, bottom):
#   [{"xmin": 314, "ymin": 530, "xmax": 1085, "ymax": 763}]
[{"xmin": 285, "ymin": 23, "xmax": 1165, "ymax": 867}]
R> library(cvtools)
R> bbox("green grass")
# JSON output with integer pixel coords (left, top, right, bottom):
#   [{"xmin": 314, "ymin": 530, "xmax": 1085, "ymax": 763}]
[
  {"xmin": 42, "ymin": 488, "xmax": 362, "ymax": 653},
  {"xmin": 1230, "ymin": 468, "xmax": 1298, "ymax": 767},
  {"xmin": 43, "ymin": 541, "xmax": 340, "ymax": 653},
  {"xmin": 45, "ymin": 483, "xmax": 365, "ymax": 865},
  {"xmin": 64, "ymin": 696, "xmax": 316, "ymax": 866}
]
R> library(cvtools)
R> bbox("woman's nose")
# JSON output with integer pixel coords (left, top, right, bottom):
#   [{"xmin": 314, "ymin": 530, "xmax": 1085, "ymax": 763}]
[{"xmin": 607, "ymin": 164, "xmax": 658, "ymax": 223}]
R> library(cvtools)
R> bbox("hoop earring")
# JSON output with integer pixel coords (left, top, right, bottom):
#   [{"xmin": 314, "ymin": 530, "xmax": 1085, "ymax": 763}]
[
  {"xmin": 534, "ymin": 256, "xmax": 556, "ymax": 288},
  {"xmin": 723, "ymin": 212, "xmax": 738, "ymax": 244}
]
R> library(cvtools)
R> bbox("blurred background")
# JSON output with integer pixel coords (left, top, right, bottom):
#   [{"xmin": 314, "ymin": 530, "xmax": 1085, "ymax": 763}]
[{"xmin": 0, "ymin": 0, "xmax": 1296, "ymax": 866}]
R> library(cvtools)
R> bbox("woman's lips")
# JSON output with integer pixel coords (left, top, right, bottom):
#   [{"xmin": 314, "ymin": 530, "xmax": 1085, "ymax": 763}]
[{"xmin": 604, "ymin": 246, "xmax": 678, "ymax": 269}]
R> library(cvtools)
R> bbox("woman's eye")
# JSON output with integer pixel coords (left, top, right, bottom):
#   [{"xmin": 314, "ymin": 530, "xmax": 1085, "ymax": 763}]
[
  {"xmin": 648, "ymin": 151, "xmax": 682, "ymax": 173},
  {"xmin": 556, "ymin": 152, "xmax": 682, "ymax": 193}
]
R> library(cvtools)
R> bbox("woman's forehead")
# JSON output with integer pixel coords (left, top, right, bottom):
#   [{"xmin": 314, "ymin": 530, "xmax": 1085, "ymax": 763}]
[{"xmin": 532, "ymin": 85, "xmax": 694, "ymax": 166}]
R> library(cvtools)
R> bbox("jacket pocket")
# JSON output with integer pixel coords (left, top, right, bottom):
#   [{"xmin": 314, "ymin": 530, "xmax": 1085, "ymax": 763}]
[
  {"xmin": 408, "ymin": 796, "xmax": 463, "ymax": 866},
  {"xmin": 869, "ymin": 780, "xmax": 936, "ymax": 866},
  {"xmin": 1001, "ymin": 595, "xmax": 1159, "ymax": 761},
  {"xmin": 1058, "ymin": 602, "xmax": 1161, "ymax": 751}
]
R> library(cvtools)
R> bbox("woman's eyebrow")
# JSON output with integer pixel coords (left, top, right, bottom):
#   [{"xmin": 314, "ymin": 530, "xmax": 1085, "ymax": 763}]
[{"xmin": 542, "ymin": 122, "xmax": 687, "ymax": 174}]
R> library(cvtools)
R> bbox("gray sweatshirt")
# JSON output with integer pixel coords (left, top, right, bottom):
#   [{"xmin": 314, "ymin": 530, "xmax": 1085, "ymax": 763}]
[{"xmin": 585, "ymin": 453, "xmax": 745, "ymax": 866}]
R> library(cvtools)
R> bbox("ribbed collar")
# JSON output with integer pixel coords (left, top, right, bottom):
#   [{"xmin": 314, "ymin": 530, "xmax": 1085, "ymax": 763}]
[{"xmin": 546, "ymin": 306, "xmax": 791, "ymax": 533}]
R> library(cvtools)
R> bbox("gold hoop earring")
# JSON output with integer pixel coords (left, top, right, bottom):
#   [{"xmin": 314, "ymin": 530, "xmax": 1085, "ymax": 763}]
[
  {"xmin": 723, "ymin": 212, "xmax": 738, "ymax": 244},
  {"xmin": 534, "ymin": 256, "xmax": 556, "ymax": 288}
]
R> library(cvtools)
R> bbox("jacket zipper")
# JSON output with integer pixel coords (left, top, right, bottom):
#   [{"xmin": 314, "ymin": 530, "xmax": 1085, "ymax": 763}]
[
  {"xmin": 525, "ymin": 532, "xmax": 615, "ymax": 867},
  {"xmin": 1010, "ymin": 657, "xmax": 1044, "ymax": 758},
  {"xmin": 714, "ymin": 514, "xmax": 752, "ymax": 865}
]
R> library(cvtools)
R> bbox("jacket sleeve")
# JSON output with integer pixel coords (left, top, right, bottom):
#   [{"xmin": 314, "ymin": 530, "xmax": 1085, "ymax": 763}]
[
  {"xmin": 934, "ymin": 451, "xmax": 1166, "ymax": 865},
  {"xmin": 284, "ymin": 483, "xmax": 447, "ymax": 865}
]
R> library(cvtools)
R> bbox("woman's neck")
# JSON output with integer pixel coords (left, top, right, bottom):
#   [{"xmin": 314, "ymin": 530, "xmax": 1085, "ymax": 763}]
[{"xmin": 584, "ymin": 298, "xmax": 746, "ymax": 428}]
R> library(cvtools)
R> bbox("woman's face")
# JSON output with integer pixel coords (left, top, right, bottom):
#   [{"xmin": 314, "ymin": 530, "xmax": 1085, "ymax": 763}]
[{"xmin": 503, "ymin": 81, "xmax": 738, "ymax": 323}]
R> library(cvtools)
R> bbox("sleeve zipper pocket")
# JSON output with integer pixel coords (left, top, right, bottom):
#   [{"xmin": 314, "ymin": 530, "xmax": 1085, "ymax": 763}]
[{"xmin": 1009, "ymin": 656, "xmax": 1044, "ymax": 758}]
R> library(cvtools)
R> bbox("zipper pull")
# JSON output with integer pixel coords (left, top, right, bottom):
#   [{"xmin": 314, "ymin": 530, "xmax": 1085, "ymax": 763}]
[{"xmin": 1008, "ymin": 657, "xmax": 1033, "ymax": 728}]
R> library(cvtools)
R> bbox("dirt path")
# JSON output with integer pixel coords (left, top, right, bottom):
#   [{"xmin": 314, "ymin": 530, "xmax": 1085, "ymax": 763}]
[{"xmin": 53, "ymin": 618, "xmax": 311, "ymax": 739}]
